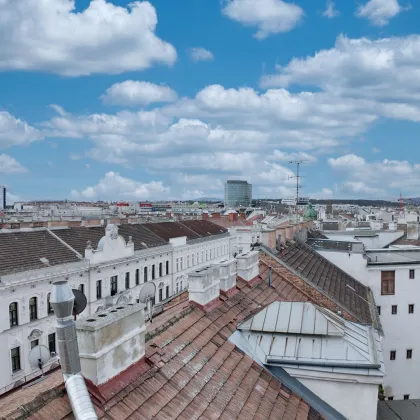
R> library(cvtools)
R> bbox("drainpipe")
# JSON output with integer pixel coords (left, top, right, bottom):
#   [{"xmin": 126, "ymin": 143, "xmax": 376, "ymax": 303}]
[{"xmin": 50, "ymin": 281, "xmax": 98, "ymax": 420}]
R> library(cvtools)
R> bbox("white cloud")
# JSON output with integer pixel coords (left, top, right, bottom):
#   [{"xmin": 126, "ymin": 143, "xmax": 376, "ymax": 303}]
[
  {"xmin": 0, "ymin": 154, "xmax": 28, "ymax": 173},
  {"xmin": 356, "ymin": 0, "xmax": 405, "ymax": 26},
  {"xmin": 309, "ymin": 188, "xmax": 334, "ymax": 199},
  {"xmin": 101, "ymin": 81, "xmax": 178, "ymax": 107},
  {"xmin": 268, "ymin": 149, "xmax": 317, "ymax": 163},
  {"xmin": 0, "ymin": 0, "xmax": 176, "ymax": 76},
  {"xmin": 70, "ymin": 171, "xmax": 169, "ymax": 200},
  {"xmin": 0, "ymin": 111, "xmax": 41, "ymax": 148},
  {"xmin": 323, "ymin": 1, "xmax": 339, "ymax": 18},
  {"xmin": 328, "ymin": 153, "xmax": 420, "ymax": 197},
  {"xmin": 372, "ymin": 147, "xmax": 381, "ymax": 153},
  {"xmin": 261, "ymin": 35, "xmax": 420, "ymax": 110},
  {"xmin": 222, "ymin": 0, "xmax": 303, "ymax": 39},
  {"xmin": 189, "ymin": 47, "xmax": 214, "ymax": 62}
]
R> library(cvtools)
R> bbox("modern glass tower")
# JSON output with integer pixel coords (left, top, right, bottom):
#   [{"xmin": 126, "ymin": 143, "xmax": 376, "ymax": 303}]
[{"xmin": 224, "ymin": 180, "xmax": 252, "ymax": 208}]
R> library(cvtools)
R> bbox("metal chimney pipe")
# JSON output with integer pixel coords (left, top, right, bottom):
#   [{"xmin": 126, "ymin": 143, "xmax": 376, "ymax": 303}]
[{"xmin": 51, "ymin": 281, "xmax": 97, "ymax": 420}]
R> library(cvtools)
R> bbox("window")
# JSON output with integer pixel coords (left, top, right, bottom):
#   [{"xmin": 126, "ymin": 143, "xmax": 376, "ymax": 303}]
[
  {"xmin": 192, "ymin": 254, "xmax": 195, "ymax": 266},
  {"xmin": 176, "ymin": 258, "xmax": 179, "ymax": 272},
  {"xmin": 377, "ymin": 306, "xmax": 381, "ymax": 315},
  {"xmin": 180, "ymin": 257, "xmax": 183, "ymax": 270},
  {"xmin": 48, "ymin": 333, "xmax": 56, "ymax": 354},
  {"xmin": 136, "ymin": 269, "xmax": 140, "ymax": 285},
  {"xmin": 166, "ymin": 261, "xmax": 169, "ymax": 275},
  {"xmin": 410, "ymin": 269, "xmax": 415, "ymax": 279},
  {"xmin": 409, "ymin": 304, "xmax": 414, "ymax": 314},
  {"xmin": 159, "ymin": 288, "xmax": 163, "ymax": 302},
  {"xmin": 187, "ymin": 255, "xmax": 190, "ymax": 268},
  {"xmin": 78, "ymin": 284, "xmax": 85, "ymax": 294},
  {"xmin": 206, "ymin": 250, "xmax": 208, "ymax": 261},
  {"xmin": 381, "ymin": 271, "xmax": 395, "ymax": 295},
  {"xmin": 125, "ymin": 272, "xmax": 130, "ymax": 289},
  {"xmin": 31, "ymin": 339, "xmax": 39, "ymax": 349},
  {"xmin": 166, "ymin": 285, "xmax": 169, "ymax": 299},
  {"xmin": 404, "ymin": 395, "xmax": 410, "ymax": 400},
  {"xmin": 176, "ymin": 282, "xmax": 179, "ymax": 293},
  {"xmin": 110, "ymin": 276, "xmax": 118, "ymax": 296},
  {"xmin": 159, "ymin": 262, "xmax": 163, "ymax": 277},
  {"xmin": 392, "ymin": 305, "xmax": 398, "ymax": 315},
  {"xmin": 407, "ymin": 349, "xmax": 413, "ymax": 359},
  {"xmin": 9, "ymin": 302, "xmax": 18, "ymax": 327},
  {"xmin": 96, "ymin": 280, "xmax": 102, "ymax": 299},
  {"xmin": 390, "ymin": 350, "xmax": 396, "ymax": 360},
  {"xmin": 180, "ymin": 280, "xmax": 183, "ymax": 290},
  {"xmin": 11, "ymin": 347, "xmax": 21, "ymax": 373},
  {"xmin": 152, "ymin": 265, "xmax": 155, "ymax": 280},
  {"xmin": 388, "ymin": 397, "xmax": 394, "ymax": 401},
  {"xmin": 144, "ymin": 267, "xmax": 148, "ymax": 282},
  {"xmin": 201, "ymin": 251, "xmax": 204, "ymax": 262},
  {"xmin": 47, "ymin": 293, "xmax": 54, "ymax": 314},
  {"xmin": 29, "ymin": 297, "xmax": 38, "ymax": 321}
]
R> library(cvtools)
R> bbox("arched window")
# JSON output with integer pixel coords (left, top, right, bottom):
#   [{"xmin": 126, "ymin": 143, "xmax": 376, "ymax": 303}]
[
  {"xmin": 152, "ymin": 265, "xmax": 155, "ymax": 280},
  {"xmin": 29, "ymin": 297, "xmax": 38, "ymax": 321},
  {"xmin": 136, "ymin": 269, "xmax": 140, "ymax": 285},
  {"xmin": 159, "ymin": 262, "xmax": 163, "ymax": 277},
  {"xmin": 166, "ymin": 260, "xmax": 169, "ymax": 275},
  {"xmin": 144, "ymin": 266, "xmax": 148, "ymax": 282},
  {"xmin": 9, "ymin": 302, "xmax": 18, "ymax": 327},
  {"xmin": 47, "ymin": 293, "xmax": 54, "ymax": 314}
]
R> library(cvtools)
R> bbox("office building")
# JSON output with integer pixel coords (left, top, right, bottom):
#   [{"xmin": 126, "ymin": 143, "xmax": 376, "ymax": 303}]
[
  {"xmin": 0, "ymin": 185, "xmax": 5, "ymax": 210},
  {"xmin": 224, "ymin": 180, "xmax": 252, "ymax": 208}
]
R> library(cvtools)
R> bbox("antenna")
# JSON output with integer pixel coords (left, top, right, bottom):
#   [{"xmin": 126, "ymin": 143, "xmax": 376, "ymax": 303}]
[
  {"xmin": 138, "ymin": 282, "xmax": 156, "ymax": 323},
  {"xmin": 71, "ymin": 289, "xmax": 87, "ymax": 319},
  {"xmin": 288, "ymin": 160, "xmax": 307, "ymax": 220},
  {"xmin": 28, "ymin": 345, "xmax": 51, "ymax": 377}
]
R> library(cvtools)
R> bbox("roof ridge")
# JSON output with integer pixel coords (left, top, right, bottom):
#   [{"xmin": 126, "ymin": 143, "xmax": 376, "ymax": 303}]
[{"xmin": 46, "ymin": 228, "xmax": 83, "ymax": 259}]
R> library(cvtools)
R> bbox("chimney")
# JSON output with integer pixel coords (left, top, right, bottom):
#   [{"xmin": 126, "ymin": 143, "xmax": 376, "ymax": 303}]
[
  {"xmin": 50, "ymin": 281, "xmax": 97, "ymax": 420},
  {"xmin": 228, "ymin": 212, "xmax": 238, "ymax": 222},
  {"xmin": 212, "ymin": 212, "xmax": 221, "ymax": 219},
  {"xmin": 213, "ymin": 258, "xmax": 237, "ymax": 297},
  {"xmin": 202, "ymin": 212, "xmax": 209, "ymax": 220},
  {"xmin": 75, "ymin": 302, "xmax": 146, "ymax": 403},
  {"xmin": 407, "ymin": 222, "xmax": 419, "ymax": 240},
  {"xmin": 236, "ymin": 250, "xmax": 259, "ymax": 283},
  {"xmin": 188, "ymin": 266, "xmax": 221, "ymax": 310}
]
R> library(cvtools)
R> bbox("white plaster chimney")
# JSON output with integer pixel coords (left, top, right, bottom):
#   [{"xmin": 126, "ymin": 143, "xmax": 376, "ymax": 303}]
[
  {"xmin": 388, "ymin": 221, "xmax": 397, "ymax": 231},
  {"xmin": 188, "ymin": 266, "xmax": 220, "ymax": 309},
  {"xmin": 76, "ymin": 303, "xmax": 146, "ymax": 393},
  {"xmin": 236, "ymin": 251, "xmax": 259, "ymax": 282},
  {"xmin": 407, "ymin": 222, "xmax": 419, "ymax": 240},
  {"xmin": 212, "ymin": 258, "xmax": 237, "ymax": 296}
]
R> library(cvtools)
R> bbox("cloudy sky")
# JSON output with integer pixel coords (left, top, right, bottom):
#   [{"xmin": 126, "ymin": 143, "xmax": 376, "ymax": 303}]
[{"xmin": 1, "ymin": 0, "xmax": 419, "ymax": 202}]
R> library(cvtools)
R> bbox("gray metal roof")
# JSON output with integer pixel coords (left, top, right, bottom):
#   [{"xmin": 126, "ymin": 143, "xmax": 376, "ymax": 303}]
[
  {"xmin": 238, "ymin": 301, "xmax": 385, "ymax": 375},
  {"xmin": 377, "ymin": 400, "xmax": 420, "ymax": 420}
]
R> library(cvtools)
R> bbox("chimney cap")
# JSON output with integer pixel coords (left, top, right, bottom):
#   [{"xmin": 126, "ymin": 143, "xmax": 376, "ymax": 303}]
[{"xmin": 50, "ymin": 281, "xmax": 74, "ymax": 319}]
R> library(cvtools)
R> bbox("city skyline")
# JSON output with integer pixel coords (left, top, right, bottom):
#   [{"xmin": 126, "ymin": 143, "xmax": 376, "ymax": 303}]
[{"xmin": 1, "ymin": 0, "xmax": 420, "ymax": 202}]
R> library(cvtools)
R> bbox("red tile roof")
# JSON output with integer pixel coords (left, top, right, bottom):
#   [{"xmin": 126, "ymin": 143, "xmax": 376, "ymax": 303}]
[{"xmin": 4, "ymin": 261, "xmax": 329, "ymax": 420}]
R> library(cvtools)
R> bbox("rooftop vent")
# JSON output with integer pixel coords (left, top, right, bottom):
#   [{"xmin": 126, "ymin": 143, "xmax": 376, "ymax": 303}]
[{"xmin": 40, "ymin": 257, "xmax": 50, "ymax": 265}]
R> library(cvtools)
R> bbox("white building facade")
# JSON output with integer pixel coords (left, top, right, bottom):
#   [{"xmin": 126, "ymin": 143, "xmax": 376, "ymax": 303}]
[{"xmin": 0, "ymin": 223, "xmax": 232, "ymax": 395}]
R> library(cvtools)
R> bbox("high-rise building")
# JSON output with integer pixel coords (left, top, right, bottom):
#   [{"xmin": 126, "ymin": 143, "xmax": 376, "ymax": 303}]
[
  {"xmin": 0, "ymin": 185, "xmax": 5, "ymax": 210},
  {"xmin": 224, "ymin": 180, "xmax": 252, "ymax": 208}
]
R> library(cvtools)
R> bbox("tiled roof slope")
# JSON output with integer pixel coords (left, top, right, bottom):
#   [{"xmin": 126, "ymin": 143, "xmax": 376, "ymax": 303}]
[
  {"xmin": 144, "ymin": 221, "xmax": 201, "ymax": 241},
  {"xmin": 0, "ymin": 230, "xmax": 80, "ymax": 276},
  {"xmin": 53, "ymin": 224, "xmax": 167, "ymax": 254},
  {"xmin": 4, "ymin": 263, "xmax": 327, "ymax": 420},
  {"xmin": 180, "ymin": 220, "xmax": 228, "ymax": 237},
  {"xmin": 307, "ymin": 230, "xmax": 328, "ymax": 240},
  {"xmin": 277, "ymin": 240, "xmax": 372, "ymax": 324}
]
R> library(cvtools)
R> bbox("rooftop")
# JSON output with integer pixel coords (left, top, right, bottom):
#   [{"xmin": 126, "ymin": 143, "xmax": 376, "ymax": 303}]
[{"xmin": 377, "ymin": 399, "xmax": 420, "ymax": 420}]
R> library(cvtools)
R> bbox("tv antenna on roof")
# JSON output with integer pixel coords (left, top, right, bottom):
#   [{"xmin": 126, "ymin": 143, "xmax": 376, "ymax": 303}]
[
  {"xmin": 72, "ymin": 289, "xmax": 87, "ymax": 320},
  {"xmin": 288, "ymin": 160, "xmax": 307, "ymax": 220},
  {"xmin": 138, "ymin": 282, "xmax": 156, "ymax": 323}
]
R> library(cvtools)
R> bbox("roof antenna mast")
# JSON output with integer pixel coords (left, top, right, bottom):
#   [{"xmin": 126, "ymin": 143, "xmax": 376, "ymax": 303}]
[{"xmin": 288, "ymin": 160, "xmax": 306, "ymax": 221}]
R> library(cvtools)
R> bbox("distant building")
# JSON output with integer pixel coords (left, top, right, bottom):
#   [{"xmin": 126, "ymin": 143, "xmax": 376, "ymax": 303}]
[
  {"xmin": 0, "ymin": 186, "xmax": 5, "ymax": 210},
  {"xmin": 224, "ymin": 180, "xmax": 252, "ymax": 208}
]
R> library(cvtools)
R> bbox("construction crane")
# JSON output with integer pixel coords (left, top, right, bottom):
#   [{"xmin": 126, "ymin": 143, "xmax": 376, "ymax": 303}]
[{"xmin": 397, "ymin": 193, "xmax": 412, "ymax": 217}]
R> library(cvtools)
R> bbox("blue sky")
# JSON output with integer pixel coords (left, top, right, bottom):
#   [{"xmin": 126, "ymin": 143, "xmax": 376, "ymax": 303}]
[{"xmin": 1, "ymin": 0, "xmax": 420, "ymax": 202}]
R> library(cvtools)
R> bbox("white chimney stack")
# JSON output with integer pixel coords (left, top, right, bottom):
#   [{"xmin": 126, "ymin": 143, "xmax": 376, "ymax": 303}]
[
  {"xmin": 212, "ymin": 258, "xmax": 237, "ymax": 297},
  {"xmin": 188, "ymin": 266, "xmax": 221, "ymax": 310},
  {"xmin": 76, "ymin": 303, "xmax": 146, "ymax": 399},
  {"xmin": 236, "ymin": 251, "xmax": 259, "ymax": 282}
]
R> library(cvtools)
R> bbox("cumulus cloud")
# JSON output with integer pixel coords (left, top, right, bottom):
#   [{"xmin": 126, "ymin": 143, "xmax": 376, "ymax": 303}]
[
  {"xmin": 70, "ymin": 171, "xmax": 169, "ymax": 200},
  {"xmin": 329, "ymin": 154, "xmax": 420, "ymax": 197},
  {"xmin": 101, "ymin": 81, "xmax": 178, "ymax": 107},
  {"xmin": 323, "ymin": 1, "xmax": 339, "ymax": 18},
  {"xmin": 222, "ymin": 0, "xmax": 303, "ymax": 39},
  {"xmin": 309, "ymin": 188, "xmax": 334, "ymax": 199},
  {"xmin": 189, "ymin": 47, "xmax": 214, "ymax": 62},
  {"xmin": 0, "ymin": 111, "xmax": 41, "ymax": 148},
  {"xmin": 356, "ymin": 0, "xmax": 406, "ymax": 26},
  {"xmin": 0, "ymin": 0, "xmax": 176, "ymax": 76},
  {"xmin": 268, "ymin": 149, "xmax": 317, "ymax": 163},
  {"xmin": 261, "ymin": 35, "xmax": 420, "ymax": 109},
  {"xmin": 0, "ymin": 154, "xmax": 28, "ymax": 173}
]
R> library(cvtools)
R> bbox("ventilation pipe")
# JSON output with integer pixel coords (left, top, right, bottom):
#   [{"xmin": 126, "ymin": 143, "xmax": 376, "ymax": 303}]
[{"xmin": 50, "ymin": 281, "xmax": 97, "ymax": 420}]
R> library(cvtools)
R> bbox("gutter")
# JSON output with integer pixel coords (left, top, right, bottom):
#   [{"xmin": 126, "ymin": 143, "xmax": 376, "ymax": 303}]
[{"xmin": 266, "ymin": 357, "xmax": 381, "ymax": 369}]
